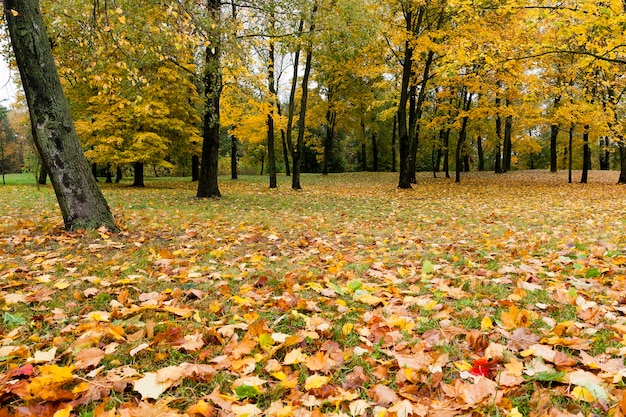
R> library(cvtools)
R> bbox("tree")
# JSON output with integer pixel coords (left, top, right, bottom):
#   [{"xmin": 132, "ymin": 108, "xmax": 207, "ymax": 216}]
[
  {"xmin": 3, "ymin": 0, "xmax": 118, "ymax": 231},
  {"xmin": 197, "ymin": 0, "xmax": 222, "ymax": 198}
]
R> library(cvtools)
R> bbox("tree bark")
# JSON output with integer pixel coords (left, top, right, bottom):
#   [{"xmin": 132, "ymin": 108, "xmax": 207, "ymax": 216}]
[
  {"xmin": 191, "ymin": 154, "xmax": 199, "ymax": 181},
  {"xmin": 494, "ymin": 97, "xmax": 503, "ymax": 174},
  {"xmin": 442, "ymin": 128, "xmax": 450, "ymax": 178},
  {"xmin": 372, "ymin": 132, "xmax": 378, "ymax": 172},
  {"xmin": 4, "ymin": 0, "xmax": 118, "ymax": 231},
  {"xmin": 455, "ymin": 91, "xmax": 472, "ymax": 183},
  {"xmin": 322, "ymin": 107, "xmax": 336, "ymax": 175},
  {"xmin": 197, "ymin": 0, "xmax": 222, "ymax": 198},
  {"xmin": 132, "ymin": 162, "xmax": 144, "ymax": 187},
  {"xmin": 550, "ymin": 96, "xmax": 561, "ymax": 173},
  {"xmin": 477, "ymin": 136, "xmax": 484, "ymax": 171},
  {"xmin": 391, "ymin": 114, "xmax": 397, "ymax": 172},
  {"xmin": 266, "ymin": 10, "xmax": 277, "ymax": 188},
  {"xmin": 581, "ymin": 126, "xmax": 591, "ymax": 184},
  {"xmin": 38, "ymin": 165, "xmax": 47, "ymax": 185},
  {"xmin": 619, "ymin": 141, "xmax": 626, "ymax": 184},
  {"xmin": 230, "ymin": 136, "xmax": 238, "ymax": 180},
  {"xmin": 568, "ymin": 124, "xmax": 573, "ymax": 184},
  {"xmin": 503, "ymin": 114, "xmax": 513, "ymax": 172},
  {"xmin": 292, "ymin": 2, "xmax": 317, "ymax": 190}
]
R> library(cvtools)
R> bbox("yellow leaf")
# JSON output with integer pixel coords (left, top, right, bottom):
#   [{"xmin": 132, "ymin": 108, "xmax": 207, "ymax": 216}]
[
  {"xmin": 283, "ymin": 348, "xmax": 306, "ymax": 365},
  {"xmin": 481, "ymin": 317, "xmax": 493, "ymax": 331},
  {"xmin": 53, "ymin": 405, "xmax": 73, "ymax": 417},
  {"xmin": 454, "ymin": 360, "xmax": 473, "ymax": 371},
  {"xmin": 342, "ymin": 323, "xmax": 354, "ymax": 336},
  {"xmin": 572, "ymin": 386, "xmax": 596, "ymax": 402},
  {"xmin": 271, "ymin": 371, "xmax": 287, "ymax": 381},
  {"xmin": 509, "ymin": 407, "xmax": 523, "ymax": 417},
  {"xmin": 304, "ymin": 374, "xmax": 330, "ymax": 390},
  {"xmin": 354, "ymin": 293, "xmax": 384, "ymax": 306}
]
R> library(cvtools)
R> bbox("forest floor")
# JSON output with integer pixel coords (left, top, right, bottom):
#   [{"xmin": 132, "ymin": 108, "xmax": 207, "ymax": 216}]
[{"xmin": 1, "ymin": 170, "xmax": 626, "ymax": 417}]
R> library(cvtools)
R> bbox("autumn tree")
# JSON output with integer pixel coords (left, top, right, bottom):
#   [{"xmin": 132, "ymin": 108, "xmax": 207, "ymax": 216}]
[{"xmin": 3, "ymin": 0, "xmax": 118, "ymax": 231}]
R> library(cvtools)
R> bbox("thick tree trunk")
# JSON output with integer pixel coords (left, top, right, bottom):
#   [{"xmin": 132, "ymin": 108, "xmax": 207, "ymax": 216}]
[
  {"xmin": 115, "ymin": 166, "xmax": 122, "ymax": 183},
  {"xmin": 105, "ymin": 164, "xmax": 112, "ymax": 183},
  {"xmin": 197, "ymin": 0, "xmax": 221, "ymax": 198},
  {"xmin": 397, "ymin": 35, "xmax": 413, "ymax": 188},
  {"xmin": 132, "ymin": 162, "xmax": 144, "ymax": 187},
  {"xmin": 191, "ymin": 154, "xmax": 199, "ymax": 181},
  {"xmin": 550, "ymin": 96, "xmax": 561, "ymax": 173},
  {"xmin": 4, "ymin": 0, "xmax": 117, "ymax": 231}
]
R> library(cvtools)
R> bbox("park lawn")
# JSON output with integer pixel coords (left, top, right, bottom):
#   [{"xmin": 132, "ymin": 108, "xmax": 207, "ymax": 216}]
[{"xmin": 1, "ymin": 170, "xmax": 626, "ymax": 417}]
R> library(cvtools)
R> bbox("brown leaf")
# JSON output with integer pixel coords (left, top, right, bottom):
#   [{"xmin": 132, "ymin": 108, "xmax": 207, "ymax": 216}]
[
  {"xmin": 368, "ymin": 384, "xmax": 398, "ymax": 406},
  {"xmin": 74, "ymin": 347, "xmax": 105, "ymax": 370}
]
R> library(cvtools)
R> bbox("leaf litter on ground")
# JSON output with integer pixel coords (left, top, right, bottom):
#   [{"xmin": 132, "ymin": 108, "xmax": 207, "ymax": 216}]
[{"xmin": 0, "ymin": 171, "xmax": 626, "ymax": 416}]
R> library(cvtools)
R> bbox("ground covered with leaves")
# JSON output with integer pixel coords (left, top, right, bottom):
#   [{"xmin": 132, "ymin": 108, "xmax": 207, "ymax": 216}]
[{"xmin": 1, "ymin": 171, "xmax": 626, "ymax": 417}]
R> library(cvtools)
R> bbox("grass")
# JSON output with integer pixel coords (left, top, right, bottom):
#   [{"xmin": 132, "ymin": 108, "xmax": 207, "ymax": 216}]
[{"xmin": 1, "ymin": 170, "xmax": 625, "ymax": 415}]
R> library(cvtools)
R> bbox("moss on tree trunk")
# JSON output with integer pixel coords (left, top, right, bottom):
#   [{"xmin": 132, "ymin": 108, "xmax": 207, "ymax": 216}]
[{"xmin": 4, "ymin": 0, "xmax": 118, "ymax": 232}]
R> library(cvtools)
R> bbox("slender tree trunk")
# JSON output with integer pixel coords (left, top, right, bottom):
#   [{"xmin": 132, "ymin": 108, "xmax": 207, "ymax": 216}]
[
  {"xmin": 230, "ymin": 136, "xmax": 238, "ymax": 180},
  {"xmin": 191, "ymin": 154, "xmax": 199, "ymax": 181},
  {"xmin": 495, "ymin": 97, "xmax": 503, "ymax": 174},
  {"xmin": 132, "ymin": 162, "xmax": 144, "ymax": 187},
  {"xmin": 281, "ymin": 130, "xmax": 290, "ymax": 176},
  {"xmin": 322, "ymin": 108, "xmax": 335, "ymax": 175},
  {"xmin": 503, "ymin": 114, "xmax": 513, "ymax": 172},
  {"xmin": 38, "ymin": 165, "xmax": 47, "ymax": 185},
  {"xmin": 92, "ymin": 163, "xmax": 99, "ymax": 181},
  {"xmin": 407, "ymin": 49, "xmax": 435, "ymax": 184},
  {"xmin": 197, "ymin": 0, "xmax": 222, "ymax": 198},
  {"xmin": 360, "ymin": 114, "xmax": 367, "ymax": 171},
  {"xmin": 443, "ymin": 128, "xmax": 450, "ymax": 178},
  {"xmin": 292, "ymin": 2, "xmax": 317, "ymax": 190},
  {"xmin": 266, "ymin": 10, "xmax": 277, "ymax": 188},
  {"xmin": 455, "ymin": 91, "xmax": 472, "ymax": 183},
  {"xmin": 550, "ymin": 96, "xmax": 561, "ymax": 173},
  {"xmin": 391, "ymin": 114, "xmax": 397, "ymax": 172},
  {"xmin": 285, "ymin": 20, "xmax": 303, "ymax": 182},
  {"xmin": 116, "ymin": 166, "xmax": 122, "ymax": 183},
  {"xmin": 599, "ymin": 137, "xmax": 610, "ymax": 170},
  {"xmin": 567, "ymin": 126, "xmax": 573, "ymax": 182},
  {"xmin": 4, "ymin": 0, "xmax": 117, "ymax": 231},
  {"xmin": 477, "ymin": 136, "xmax": 484, "ymax": 171},
  {"xmin": 372, "ymin": 132, "xmax": 378, "ymax": 172},
  {"xmin": 619, "ymin": 141, "xmax": 626, "ymax": 184},
  {"xmin": 581, "ymin": 127, "xmax": 591, "ymax": 184},
  {"xmin": 105, "ymin": 164, "xmax": 112, "ymax": 183}
]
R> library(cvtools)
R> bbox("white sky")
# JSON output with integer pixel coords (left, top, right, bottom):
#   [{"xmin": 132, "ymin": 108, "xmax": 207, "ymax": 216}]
[{"xmin": 0, "ymin": 56, "xmax": 17, "ymax": 107}]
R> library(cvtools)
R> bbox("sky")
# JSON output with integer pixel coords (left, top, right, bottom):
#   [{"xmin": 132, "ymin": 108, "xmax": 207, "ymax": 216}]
[{"xmin": 0, "ymin": 56, "xmax": 18, "ymax": 107}]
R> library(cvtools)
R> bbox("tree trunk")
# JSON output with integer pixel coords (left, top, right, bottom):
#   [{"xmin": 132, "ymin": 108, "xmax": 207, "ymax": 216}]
[
  {"xmin": 284, "ymin": 20, "xmax": 303, "ymax": 178},
  {"xmin": 495, "ymin": 97, "xmax": 503, "ymax": 174},
  {"xmin": 477, "ymin": 136, "xmax": 484, "ymax": 171},
  {"xmin": 4, "ymin": 0, "xmax": 118, "ymax": 231},
  {"xmin": 266, "ymin": 15, "xmax": 277, "ymax": 189},
  {"xmin": 391, "ymin": 114, "xmax": 397, "ymax": 172},
  {"xmin": 372, "ymin": 132, "xmax": 378, "ymax": 172},
  {"xmin": 191, "ymin": 154, "xmax": 199, "ymax": 181},
  {"xmin": 92, "ymin": 163, "xmax": 99, "ymax": 181},
  {"xmin": 38, "ymin": 165, "xmax": 47, "ymax": 185},
  {"xmin": 550, "ymin": 96, "xmax": 561, "ymax": 173},
  {"xmin": 407, "ymin": 49, "xmax": 435, "ymax": 184},
  {"xmin": 503, "ymin": 114, "xmax": 513, "ymax": 172},
  {"xmin": 442, "ymin": 128, "xmax": 450, "ymax": 178},
  {"xmin": 105, "ymin": 164, "xmax": 112, "ymax": 183},
  {"xmin": 292, "ymin": 2, "xmax": 317, "ymax": 190},
  {"xmin": 230, "ymin": 136, "xmax": 238, "ymax": 179},
  {"xmin": 599, "ymin": 137, "xmax": 610, "ymax": 170},
  {"xmin": 360, "ymin": 114, "xmax": 367, "ymax": 171},
  {"xmin": 619, "ymin": 141, "xmax": 626, "ymax": 184},
  {"xmin": 197, "ymin": 0, "xmax": 222, "ymax": 198},
  {"xmin": 322, "ymin": 108, "xmax": 335, "ymax": 175},
  {"xmin": 115, "ymin": 166, "xmax": 122, "ymax": 183},
  {"xmin": 568, "ymin": 124, "xmax": 573, "ymax": 184},
  {"xmin": 455, "ymin": 91, "xmax": 472, "ymax": 183},
  {"xmin": 132, "ymin": 162, "xmax": 144, "ymax": 187},
  {"xmin": 581, "ymin": 127, "xmax": 591, "ymax": 184}
]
